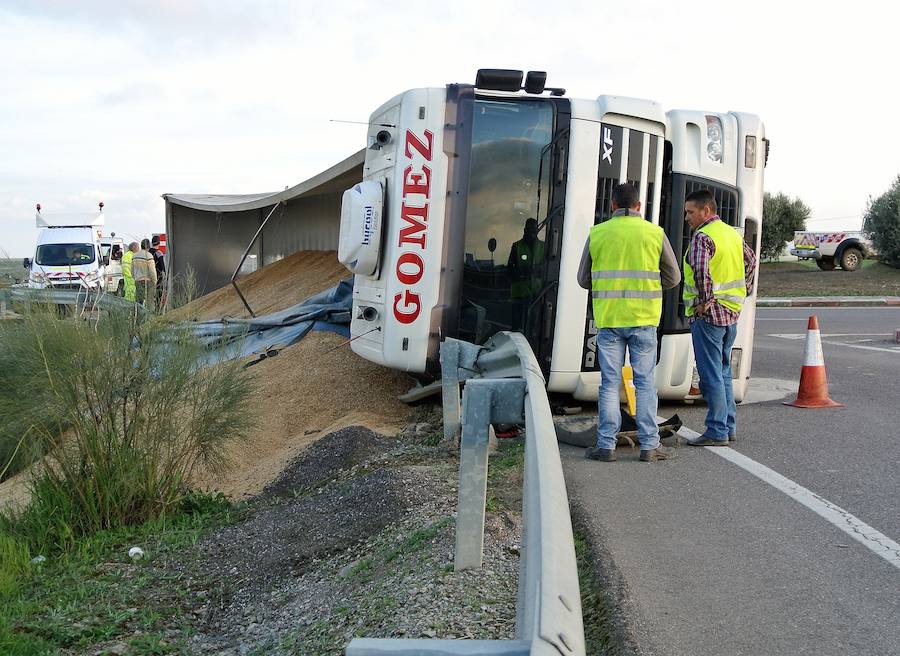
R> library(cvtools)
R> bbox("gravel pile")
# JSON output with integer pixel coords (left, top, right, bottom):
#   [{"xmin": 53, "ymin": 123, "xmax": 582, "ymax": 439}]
[{"xmin": 164, "ymin": 423, "xmax": 522, "ymax": 655}]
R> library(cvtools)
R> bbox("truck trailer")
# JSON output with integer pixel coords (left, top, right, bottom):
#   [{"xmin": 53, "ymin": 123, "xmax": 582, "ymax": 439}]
[{"xmin": 338, "ymin": 70, "xmax": 767, "ymax": 402}]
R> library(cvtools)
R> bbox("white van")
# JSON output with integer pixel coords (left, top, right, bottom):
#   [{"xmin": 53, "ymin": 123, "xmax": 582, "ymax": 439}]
[{"xmin": 24, "ymin": 204, "xmax": 108, "ymax": 291}]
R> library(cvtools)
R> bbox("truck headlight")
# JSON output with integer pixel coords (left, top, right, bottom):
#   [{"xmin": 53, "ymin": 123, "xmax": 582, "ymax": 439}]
[{"xmin": 706, "ymin": 115, "xmax": 723, "ymax": 163}]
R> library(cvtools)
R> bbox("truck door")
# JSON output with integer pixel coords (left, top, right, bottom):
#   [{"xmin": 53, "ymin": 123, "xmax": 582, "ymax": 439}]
[{"xmin": 456, "ymin": 96, "xmax": 571, "ymax": 375}]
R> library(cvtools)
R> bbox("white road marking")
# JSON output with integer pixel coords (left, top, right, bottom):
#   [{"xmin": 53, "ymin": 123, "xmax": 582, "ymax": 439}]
[
  {"xmin": 822, "ymin": 340, "xmax": 900, "ymax": 354},
  {"xmin": 769, "ymin": 333, "xmax": 900, "ymax": 354},
  {"xmin": 677, "ymin": 424, "xmax": 900, "ymax": 571},
  {"xmin": 769, "ymin": 333, "xmax": 889, "ymax": 338}
]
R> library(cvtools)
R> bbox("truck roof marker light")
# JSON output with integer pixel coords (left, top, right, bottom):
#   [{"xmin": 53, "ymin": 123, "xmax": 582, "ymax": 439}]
[
  {"xmin": 705, "ymin": 115, "xmax": 723, "ymax": 164},
  {"xmin": 475, "ymin": 69, "xmax": 523, "ymax": 92},
  {"xmin": 524, "ymin": 71, "xmax": 547, "ymax": 94},
  {"xmin": 475, "ymin": 68, "xmax": 565, "ymax": 95}
]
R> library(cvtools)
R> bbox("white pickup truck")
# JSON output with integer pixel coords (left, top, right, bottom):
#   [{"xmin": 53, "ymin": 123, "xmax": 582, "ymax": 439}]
[{"xmin": 790, "ymin": 230, "xmax": 874, "ymax": 271}]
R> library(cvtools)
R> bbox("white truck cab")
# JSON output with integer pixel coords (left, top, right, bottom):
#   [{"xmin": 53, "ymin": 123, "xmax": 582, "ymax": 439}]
[{"xmin": 24, "ymin": 203, "xmax": 109, "ymax": 291}]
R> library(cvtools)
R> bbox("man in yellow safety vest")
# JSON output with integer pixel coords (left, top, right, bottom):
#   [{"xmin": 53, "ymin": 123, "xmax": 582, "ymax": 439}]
[
  {"xmin": 682, "ymin": 189, "xmax": 757, "ymax": 446},
  {"xmin": 577, "ymin": 183, "xmax": 681, "ymax": 462},
  {"xmin": 121, "ymin": 242, "xmax": 138, "ymax": 302}
]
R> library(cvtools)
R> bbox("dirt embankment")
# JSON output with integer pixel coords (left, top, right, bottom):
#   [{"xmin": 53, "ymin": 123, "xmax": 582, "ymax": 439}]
[
  {"xmin": 191, "ymin": 330, "xmax": 414, "ymax": 499},
  {"xmin": 180, "ymin": 250, "xmax": 415, "ymax": 498}
]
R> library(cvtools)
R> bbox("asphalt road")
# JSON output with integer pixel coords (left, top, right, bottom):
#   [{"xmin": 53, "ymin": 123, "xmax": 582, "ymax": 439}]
[{"xmin": 563, "ymin": 307, "xmax": 900, "ymax": 656}]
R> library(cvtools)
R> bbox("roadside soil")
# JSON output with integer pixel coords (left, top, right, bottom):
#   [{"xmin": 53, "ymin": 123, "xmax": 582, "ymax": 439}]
[
  {"xmin": 177, "ymin": 248, "xmax": 417, "ymax": 499},
  {"xmin": 758, "ymin": 260, "xmax": 900, "ymax": 297},
  {"xmin": 81, "ymin": 418, "xmax": 524, "ymax": 656},
  {"xmin": 190, "ymin": 330, "xmax": 415, "ymax": 499}
]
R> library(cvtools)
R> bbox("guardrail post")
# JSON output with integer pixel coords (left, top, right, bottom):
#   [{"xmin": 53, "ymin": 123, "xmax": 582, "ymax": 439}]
[
  {"xmin": 455, "ymin": 379, "xmax": 492, "ymax": 570},
  {"xmin": 440, "ymin": 338, "xmax": 463, "ymax": 446},
  {"xmin": 455, "ymin": 378, "xmax": 525, "ymax": 571}
]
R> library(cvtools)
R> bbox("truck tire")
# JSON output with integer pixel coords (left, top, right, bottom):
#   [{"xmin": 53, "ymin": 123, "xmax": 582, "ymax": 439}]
[
  {"xmin": 840, "ymin": 247, "xmax": 863, "ymax": 271},
  {"xmin": 816, "ymin": 257, "xmax": 836, "ymax": 271}
]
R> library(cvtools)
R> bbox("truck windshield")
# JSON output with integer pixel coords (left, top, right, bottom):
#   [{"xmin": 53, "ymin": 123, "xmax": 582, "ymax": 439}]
[
  {"xmin": 36, "ymin": 243, "xmax": 96, "ymax": 266},
  {"xmin": 459, "ymin": 98, "xmax": 555, "ymax": 343}
]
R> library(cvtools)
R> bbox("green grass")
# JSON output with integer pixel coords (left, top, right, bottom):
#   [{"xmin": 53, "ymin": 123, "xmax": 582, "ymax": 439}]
[
  {"xmin": 574, "ymin": 531, "xmax": 614, "ymax": 656},
  {"xmin": 485, "ymin": 439, "xmax": 525, "ymax": 512},
  {"xmin": 758, "ymin": 260, "xmax": 900, "ymax": 297},
  {"xmin": 0, "ymin": 492, "xmax": 238, "ymax": 655},
  {"xmin": 0, "ymin": 305, "xmax": 253, "ymax": 554}
]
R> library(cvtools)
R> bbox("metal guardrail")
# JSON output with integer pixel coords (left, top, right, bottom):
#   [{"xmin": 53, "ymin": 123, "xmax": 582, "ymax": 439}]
[
  {"xmin": 0, "ymin": 286, "xmax": 145, "ymax": 316},
  {"xmin": 346, "ymin": 332, "xmax": 585, "ymax": 656}
]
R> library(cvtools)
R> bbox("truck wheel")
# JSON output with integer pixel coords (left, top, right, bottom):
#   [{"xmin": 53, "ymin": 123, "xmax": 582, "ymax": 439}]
[
  {"xmin": 840, "ymin": 247, "xmax": 863, "ymax": 271},
  {"xmin": 816, "ymin": 257, "xmax": 836, "ymax": 271}
]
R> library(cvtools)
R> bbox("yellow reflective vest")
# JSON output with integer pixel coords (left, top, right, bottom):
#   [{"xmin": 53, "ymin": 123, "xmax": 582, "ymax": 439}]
[
  {"xmin": 122, "ymin": 250, "xmax": 136, "ymax": 301},
  {"xmin": 589, "ymin": 215, "xmax": 664, "ymax": 328},
  {"xmin": 683, "ymin": 219, "xmax": 746, "ymax": 316}
]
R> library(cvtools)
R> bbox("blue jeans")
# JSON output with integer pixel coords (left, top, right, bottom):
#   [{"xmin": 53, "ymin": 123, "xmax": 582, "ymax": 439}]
[
  {"xmin": 596, "ymin": 326, "xmax": 660, "ymax": 451},
  {"xmin": 691, "ymin": 319, "xmax": 738, "ymax": 439}
]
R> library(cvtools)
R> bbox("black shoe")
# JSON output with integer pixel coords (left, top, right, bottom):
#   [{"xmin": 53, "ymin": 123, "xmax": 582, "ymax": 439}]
[
  {"xmin": 640, "ymin": 445, "xmax": 676, "ymax": 461},
  {"xmin": 584, "ymin": 447, "xmax": 616, "ymax": 462},
  {"xmin": 729, "ymin": 434, "xmax": 736, "ymax": 443},
  {"xmin": 686, "ymin": 435, "xmax": 729, "ymax": 447}
]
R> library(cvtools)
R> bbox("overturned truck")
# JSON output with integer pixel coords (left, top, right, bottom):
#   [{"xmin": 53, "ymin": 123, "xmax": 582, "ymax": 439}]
[{"xmin": 338, "ymin": 69, "xmax": 768, "ymax": 402}]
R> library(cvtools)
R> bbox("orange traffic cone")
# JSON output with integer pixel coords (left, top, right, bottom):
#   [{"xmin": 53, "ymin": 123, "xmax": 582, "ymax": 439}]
[{"xmin": 784, "ymin": 315, "xmax": 843, "ymax": 408}]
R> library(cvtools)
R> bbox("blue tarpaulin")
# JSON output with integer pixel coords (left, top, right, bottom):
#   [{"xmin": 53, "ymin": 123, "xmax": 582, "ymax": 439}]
[{"xmin": 178, "ymin": 278, "xmax": 353, "ymax": 365}]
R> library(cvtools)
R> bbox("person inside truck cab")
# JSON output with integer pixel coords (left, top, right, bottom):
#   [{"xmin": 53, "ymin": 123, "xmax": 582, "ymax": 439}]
[
  {"xmin": 111, "ymin": 244, "xmax": 122, "ymax": 261},
  {"xmin": 507, "ymin": 217, "xmax": 545, "ymax": 331},
  {"xmin": 71, "ymin": 248, "xmax": 91, "ymax": 262}
]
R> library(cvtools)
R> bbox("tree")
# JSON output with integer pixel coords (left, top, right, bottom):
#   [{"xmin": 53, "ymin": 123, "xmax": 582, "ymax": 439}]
[
  {"xmin": 761, "ymin": 192, "xmax": 810, "ymax": 261},
  {"xmin": 864, "ymin": 175, "xmax": 900, "ymax": 268}
]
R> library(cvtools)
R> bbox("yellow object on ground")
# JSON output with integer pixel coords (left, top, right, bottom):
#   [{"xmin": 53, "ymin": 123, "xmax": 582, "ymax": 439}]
[{"xmin": 621, "ymin": 365, "xmax": 636, "ymax": 417}]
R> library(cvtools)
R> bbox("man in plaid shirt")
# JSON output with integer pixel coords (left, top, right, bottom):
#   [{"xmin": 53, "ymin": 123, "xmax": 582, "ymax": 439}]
[{"xmin": 683, "ymin": 189, "xmax": 757, "ymax": 446}]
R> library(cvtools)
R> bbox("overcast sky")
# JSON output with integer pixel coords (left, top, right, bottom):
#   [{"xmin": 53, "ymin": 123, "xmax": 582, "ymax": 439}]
[{"xmin": 1, "ymin": 0, "xmax": 897, "ymax": 256}]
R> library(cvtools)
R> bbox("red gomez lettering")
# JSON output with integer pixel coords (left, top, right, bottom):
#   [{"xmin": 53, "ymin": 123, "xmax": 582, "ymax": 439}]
[{"xmin": 392, "ymin": 129, "xmax": 433, "ymax": 324}]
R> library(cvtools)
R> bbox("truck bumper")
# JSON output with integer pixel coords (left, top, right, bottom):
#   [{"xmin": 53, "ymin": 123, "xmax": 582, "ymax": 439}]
[{"xmin": 790, "ymin": 248, "xmax": 820, "ymax": 259}]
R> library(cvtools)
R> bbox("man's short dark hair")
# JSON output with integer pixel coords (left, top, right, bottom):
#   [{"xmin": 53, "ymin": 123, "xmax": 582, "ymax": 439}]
[
  {"xmin": 612, "ymin": 183, "xmax": 640, "ymax": 210},
  {"xmin": 685, "ymin": 189, "xmax": 718, "ymax": 213},
  {"xmin": 151, "ymin": 235, "xmax": 160, "ymax": 246}
]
